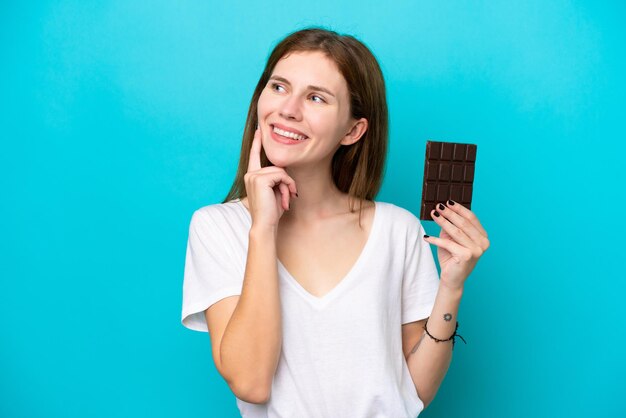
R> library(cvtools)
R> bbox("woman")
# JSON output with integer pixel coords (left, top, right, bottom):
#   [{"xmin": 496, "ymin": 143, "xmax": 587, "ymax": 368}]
[{"xmin": 181, "ymin": 27, "xmax": 489, "ymax": 417}]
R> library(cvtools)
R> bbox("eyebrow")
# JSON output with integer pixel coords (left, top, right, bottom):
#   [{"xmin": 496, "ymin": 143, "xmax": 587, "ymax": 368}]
[{"xmin": 269, "ymin": 75, "xmax": 336, "ymax": 98}]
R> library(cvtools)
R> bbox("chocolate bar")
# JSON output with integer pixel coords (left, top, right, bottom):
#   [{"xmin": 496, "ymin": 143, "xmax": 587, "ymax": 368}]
[{"xmin": 420, "ymin": 140, "xmax": 477, "ymax": 221}]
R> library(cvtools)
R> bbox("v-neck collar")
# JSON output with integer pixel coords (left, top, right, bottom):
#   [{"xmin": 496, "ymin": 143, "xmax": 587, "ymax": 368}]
[{"xmin": 232, "ymin": 198, "xmax": 383, "ymax": 309}]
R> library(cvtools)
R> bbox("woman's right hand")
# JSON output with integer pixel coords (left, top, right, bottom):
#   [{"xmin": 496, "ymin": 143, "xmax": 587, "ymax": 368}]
[{"xmin": 244, "ymin": 125, "xmax": 298, "ymax": 229}]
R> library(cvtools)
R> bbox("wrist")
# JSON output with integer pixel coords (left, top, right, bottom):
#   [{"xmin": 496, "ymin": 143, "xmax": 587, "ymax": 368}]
[
  {"xmin": 439, "ymin": 280, "xmax": 465, "ymax": 295},
  {"xmin": 250, "ymin": 224, "xmax": 277, "ymax": 240}
]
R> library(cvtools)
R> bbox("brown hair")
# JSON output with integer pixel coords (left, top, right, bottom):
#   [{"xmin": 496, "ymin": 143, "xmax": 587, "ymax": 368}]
[{"xmin": 222, "ymin": 26, "xmax": 388, "ymax": 227}]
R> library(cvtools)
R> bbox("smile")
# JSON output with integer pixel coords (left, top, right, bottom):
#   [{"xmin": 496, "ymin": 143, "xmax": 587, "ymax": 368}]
[
  {"xmin": 272, "ymin": 125, "xmax": 308, "ymax": 141},
  {"xmin": 270, "ymin": 124, "xmax": 309, "ymax": 145}
]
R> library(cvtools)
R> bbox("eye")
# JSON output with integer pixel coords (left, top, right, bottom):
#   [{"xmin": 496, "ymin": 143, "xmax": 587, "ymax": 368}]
[
  {"xmin": 270, "ymin": 82, "xmax": 285, "ymax": 92},
  {"xmin": 310, "ymin": 94, "xmax": 326, "ymax": 104},
  {"xmin": 269, "ymin": 82, "xmax": 326, "ymax": 103}
]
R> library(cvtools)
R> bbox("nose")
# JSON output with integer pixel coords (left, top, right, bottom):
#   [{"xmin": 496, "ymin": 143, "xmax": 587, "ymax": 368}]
[{"xmin": 279, "ymin": 94, "xmax": 302, "ymax": 120}]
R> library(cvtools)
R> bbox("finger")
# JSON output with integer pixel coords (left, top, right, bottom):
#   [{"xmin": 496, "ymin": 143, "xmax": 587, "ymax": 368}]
[
  {"xmin": 260, "ymin": 168, "xmax": 298, "ymax": 202},
  {"xmin": 423, "ymin": 235, "xmax": 472, "ymax": 262},
  {"xmin": 435, "ymin": 202, "xmax": 488, "ymax": 249},
  {"xmin": 445, "ymin": 200, "xmax": 488, "ymax": 238},
  {"xmin": 278, "ymin": 183, "xmax": 290, "ymax": 210},
  {"xmin": 247, "ymin": 127, "xmax": 262, "ymax": 173},
  {"xmin": 268, "ymin": 168, "xmax": 298, "ymax": 197},
  {"xmin": 431, "ymin": 208, "xmax": 474, "ymax": 249}
]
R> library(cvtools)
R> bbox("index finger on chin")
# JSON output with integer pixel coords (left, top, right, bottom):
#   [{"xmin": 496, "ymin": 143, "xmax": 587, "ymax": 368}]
[{"xmin": 247, "ymin": 127, "xmax": 262, "ymax": 172}]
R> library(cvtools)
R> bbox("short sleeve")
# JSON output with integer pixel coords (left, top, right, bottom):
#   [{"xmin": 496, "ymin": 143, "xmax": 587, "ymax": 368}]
[
  {"xmin": 401, "ymin": 217, "xmax": 440, "ymax": 324},
  {"xmin": 181, "ymin": 209, "xmax": 244, "ymax": 332}
]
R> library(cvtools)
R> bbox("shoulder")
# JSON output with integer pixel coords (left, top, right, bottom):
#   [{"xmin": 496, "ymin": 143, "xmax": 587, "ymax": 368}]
[
  {"xmin": 193, "ymin": 199, "xmax": 242, "ymax": 220},
  {"xmin": 189, "ymin": 199, "xmax": 247, "ymax": 235},
  {"xmin": 375, "ymin": 201, "xmax": 421, "ymax": 225},
  {"xmin": 375, "ymin": 201, "xmax": 425, "ymax": 232}
]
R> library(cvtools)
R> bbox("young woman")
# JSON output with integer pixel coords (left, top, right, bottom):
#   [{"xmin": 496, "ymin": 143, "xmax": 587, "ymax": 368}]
[{"xmin": 182, "ymin": 27, "xmax": 490, "ymax": 417}]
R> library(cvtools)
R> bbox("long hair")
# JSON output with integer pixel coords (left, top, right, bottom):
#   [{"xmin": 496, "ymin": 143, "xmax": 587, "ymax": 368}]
[{"xmin": 222, "ymin": 27, "xmax": 388, "ymax": 227}]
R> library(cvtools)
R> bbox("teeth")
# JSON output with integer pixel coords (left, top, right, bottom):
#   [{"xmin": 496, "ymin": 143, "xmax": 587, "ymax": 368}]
[{"xmin": 273, "ymin": 126, "xmax": 307, "ymax": 141}]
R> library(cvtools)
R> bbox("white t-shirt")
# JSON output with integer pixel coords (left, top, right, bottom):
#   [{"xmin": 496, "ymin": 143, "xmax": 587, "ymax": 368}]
[{"xmin": 181, "ymin": 198, "xmax": 440, "ymax": 418}]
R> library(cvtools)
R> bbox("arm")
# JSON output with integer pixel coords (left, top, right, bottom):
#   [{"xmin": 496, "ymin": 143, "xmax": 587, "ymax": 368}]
[
  {"xmin": 219, "ymin": 225, "xmax": 282, "ymax": 403},
  {"xmin": 405, "ymin": 282, "xmax": 464, "ymax": 409},
  {"xmin": 407, "ymin": 200, "xmax": 489, "ymax": 408}
]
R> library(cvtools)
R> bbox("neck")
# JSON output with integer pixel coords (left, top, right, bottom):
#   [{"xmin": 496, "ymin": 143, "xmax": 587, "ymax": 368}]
[{"xmin": 281, "ymin": 166, "xmax": 350, "ymax": 223}]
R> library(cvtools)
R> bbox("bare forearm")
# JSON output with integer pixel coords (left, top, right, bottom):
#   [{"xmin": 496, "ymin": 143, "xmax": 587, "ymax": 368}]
[
  {"xmin": 407, "ymin": 283, "xmax": 464, "ymax": 407},
  {"xmin": 220, "ymin": 225, "xmax": 282, "ymax": 399}
]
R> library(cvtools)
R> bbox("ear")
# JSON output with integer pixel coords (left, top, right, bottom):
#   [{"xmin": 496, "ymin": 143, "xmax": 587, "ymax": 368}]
[{"xmin": 340, "ymin": 118, "xmax": 368, "ymax": 146}]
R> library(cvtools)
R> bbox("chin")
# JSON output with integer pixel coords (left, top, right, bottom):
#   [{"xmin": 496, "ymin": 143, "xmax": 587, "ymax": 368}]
[
  {"xmin": 262, "ymin": 142, "xmax": 293, "ymax": 167},
  {"xmin": 267, "ymin": 157, "xmax": 293, "ymax": 169},
  {"xmin": 264, "ymin": 151, "xmax": 293, "ymax": 168}
]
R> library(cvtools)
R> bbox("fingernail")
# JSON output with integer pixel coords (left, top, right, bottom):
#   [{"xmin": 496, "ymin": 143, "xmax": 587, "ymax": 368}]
[
  {"xmin": 433, "ymin": 211, "xmax": 440, "ymax": 217},
  {"xmin": 423, "ymin": 235, "xmax": 430, "ymax": 239},
  {"xmin": 438, "ymin": 203, "xmax": 445, "ymax": 211},
  {"xmin": 448, "ymin": 199, "xmax": 455, "ymax": 206}
]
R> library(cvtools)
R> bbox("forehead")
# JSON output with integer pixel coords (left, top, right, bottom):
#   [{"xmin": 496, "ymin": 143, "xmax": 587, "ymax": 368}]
[{"xmin": 271, "ymin": 51, "xmax": 348, "ymax": 96}]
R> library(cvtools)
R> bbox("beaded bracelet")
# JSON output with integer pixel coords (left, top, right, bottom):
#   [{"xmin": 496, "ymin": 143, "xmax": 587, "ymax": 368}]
[{"xmin": 423, "ymin": 319, "xmax": 467, "ymax": 350}]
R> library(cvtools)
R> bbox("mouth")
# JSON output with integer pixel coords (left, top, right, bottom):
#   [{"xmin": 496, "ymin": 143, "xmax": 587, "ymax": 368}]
[{"xmin": 269, "ymin": 124, "xmax": 309, "ymax": 144}]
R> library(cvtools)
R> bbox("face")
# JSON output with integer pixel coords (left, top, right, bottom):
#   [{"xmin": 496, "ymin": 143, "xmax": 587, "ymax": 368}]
[{"xmin": 257, "ymin": 50, "xmax": 367, "ymax": 168}]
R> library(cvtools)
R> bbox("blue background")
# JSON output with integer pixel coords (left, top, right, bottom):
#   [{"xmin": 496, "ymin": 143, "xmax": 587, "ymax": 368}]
[{"xmin": 2, "ymin": 1, "xmax": 624, "ymax": 417}]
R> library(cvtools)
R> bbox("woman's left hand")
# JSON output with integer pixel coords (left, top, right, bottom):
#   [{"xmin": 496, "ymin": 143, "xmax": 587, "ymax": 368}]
[{"xmin": 424, "ymin": 200, "xmax": 490, "ymax": 290}]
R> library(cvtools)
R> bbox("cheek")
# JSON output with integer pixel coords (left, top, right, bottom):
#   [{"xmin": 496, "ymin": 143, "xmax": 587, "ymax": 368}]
[
  {"xmin": 256, "ymin": 93, "xmax": 268, "ymax": 115},
  {"xmin": 310, "ymin": 113, "xmax": 340, "ymax": 135},
  {"xmin": 257, "ymin": 89, "xmax": 276, "ymax": 113}
]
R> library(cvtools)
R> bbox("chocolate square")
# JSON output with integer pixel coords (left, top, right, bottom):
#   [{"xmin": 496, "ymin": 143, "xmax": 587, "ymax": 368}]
[{"xmin": 420, "ymin": 140, "xmax": 477, "ymax": 221}]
